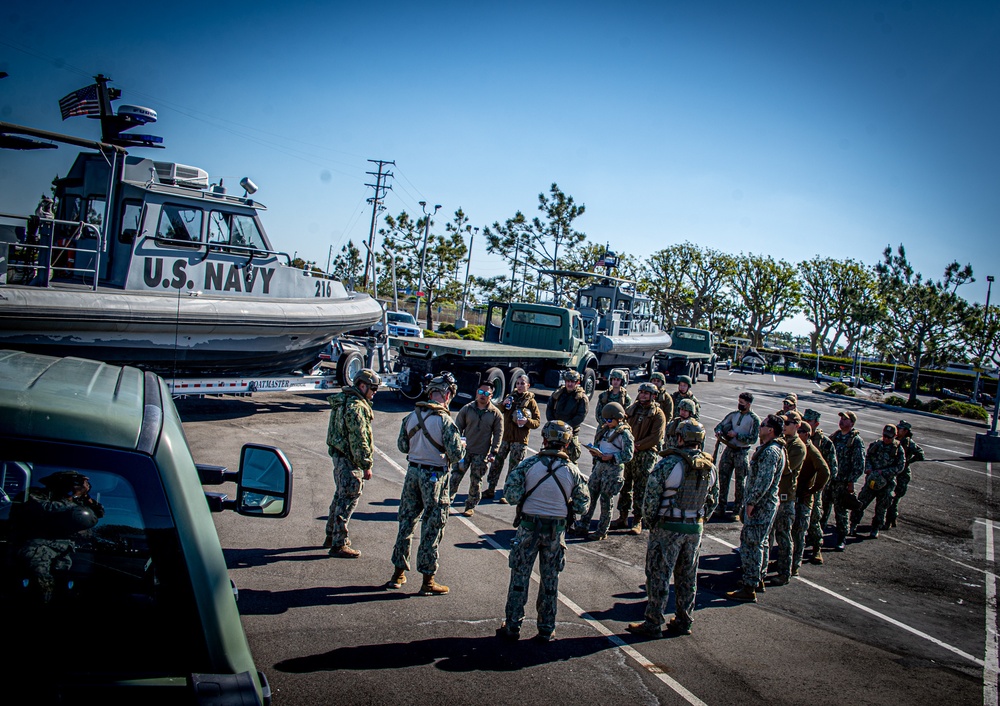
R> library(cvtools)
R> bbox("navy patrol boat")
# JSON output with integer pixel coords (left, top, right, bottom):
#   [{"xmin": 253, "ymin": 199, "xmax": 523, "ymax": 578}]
[{"xmin": 0, "ymin": 76, "xmax": 381, "ymax": 377}]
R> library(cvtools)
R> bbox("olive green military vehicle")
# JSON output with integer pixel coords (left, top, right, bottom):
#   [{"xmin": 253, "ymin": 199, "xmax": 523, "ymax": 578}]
[{"xmin": 0, "ymin": 349, "xmax": 291, "ymax": 704}]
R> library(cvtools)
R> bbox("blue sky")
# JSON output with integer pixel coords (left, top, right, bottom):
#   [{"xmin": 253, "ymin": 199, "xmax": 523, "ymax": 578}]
[{"xmin": 1, "ymin": 1, "xmax": 998, "ymax": 334}]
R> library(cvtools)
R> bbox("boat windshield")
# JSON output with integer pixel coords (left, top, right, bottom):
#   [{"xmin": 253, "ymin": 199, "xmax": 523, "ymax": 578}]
[{"xmin": 209, "ymin": 211, "xmax": 267, "ymax": 250}]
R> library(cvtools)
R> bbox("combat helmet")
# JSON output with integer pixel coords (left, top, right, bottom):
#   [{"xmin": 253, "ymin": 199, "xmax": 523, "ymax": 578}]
[
  {"xmin": 677, "ymin": 398, "xmax": 697, "ymax": 414},
  {"xmin": 677, "ymin": 375, "xmax": 693, "ymax": 386},
  {"xmin": 602, "ymin": 402, "xmax": 626, "ymax": 419},
  {"xmin": 638, "ymin": 382, "xmax": 657, "ymax": 394},
  {"xmin": 650, "ymin": 372, "xmax": 666, "ymax": 384},
  {"xmin": 563, "ymin": 370, "xmax": 582, "ymax": 382},
  {"xmin": 353, "ymin": 368, "xmax": 382, "ymax": 388},
  {"xmin": 609, "ymin": 368, "xmax": 627, "ymax": 382},
  {"xmin": 541, "ymin": 420, "xmax": 574, "ymax": 446},
  {"xmin": 675, "ymin": 419, "xmax": 706, "ymax": 446},
  {"xmin": 426, "ymin": 372, "xmax": 458, "ymax": 397}
]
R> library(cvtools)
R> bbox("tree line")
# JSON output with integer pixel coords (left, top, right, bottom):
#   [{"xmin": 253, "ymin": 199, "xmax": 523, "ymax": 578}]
[{"xmin": 321, "ymin": 183, "xmax": 999, "ymax": 397}]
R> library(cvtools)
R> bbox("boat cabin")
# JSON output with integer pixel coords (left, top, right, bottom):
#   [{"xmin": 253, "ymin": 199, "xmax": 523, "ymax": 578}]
[{"xmin": 574, "ymin": 276, "xmax": 660, "ymax": 343}]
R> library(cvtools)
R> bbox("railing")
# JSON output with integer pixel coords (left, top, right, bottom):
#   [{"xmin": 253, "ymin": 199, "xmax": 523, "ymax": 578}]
[
  {"xmin": 0, "ymin": 212, "xmax": 102, "ymax": 291},
  {"xmin": 152, "ymin": 235, "xmax": 293, "ymax": 267}
]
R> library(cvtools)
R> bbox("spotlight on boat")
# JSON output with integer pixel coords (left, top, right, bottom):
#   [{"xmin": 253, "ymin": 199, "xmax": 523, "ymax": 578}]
[{"xmin": 240, "ymin": 177, "xmax": 258, "ymax": 196}]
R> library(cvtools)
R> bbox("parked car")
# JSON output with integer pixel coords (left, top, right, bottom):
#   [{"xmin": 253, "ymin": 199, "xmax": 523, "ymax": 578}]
[
  {"xmin": 372, "ymin": 310, "xmax": 424, "ymax": 338},
  {"xmin": 0, "ymin": 349, "xmax": 291, "ymax": 704}
]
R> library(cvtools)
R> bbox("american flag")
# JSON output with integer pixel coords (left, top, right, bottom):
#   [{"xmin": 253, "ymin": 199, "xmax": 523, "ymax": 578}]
[{"xmin": 58, "ymin": 84, "xmax": 100, "ymax": 120}]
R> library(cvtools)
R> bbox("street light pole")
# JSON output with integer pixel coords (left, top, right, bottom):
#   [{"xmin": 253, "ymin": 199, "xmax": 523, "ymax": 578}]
[
  {"xmin": 414, "ymin": 201, "xmax": 440, "ymax": 323},
  {"xmin": 382, "ymin": 242, "xmax": 399, "ymax": 311},
  {"xmin": 457, "ymin": 226, "xmax": 478, "ymax": 328}
]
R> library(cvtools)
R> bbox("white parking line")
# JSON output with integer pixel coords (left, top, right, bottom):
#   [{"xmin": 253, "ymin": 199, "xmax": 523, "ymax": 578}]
[{"xmin": 375, "ymin": 446, "xmax": 706, "ymax": 705}]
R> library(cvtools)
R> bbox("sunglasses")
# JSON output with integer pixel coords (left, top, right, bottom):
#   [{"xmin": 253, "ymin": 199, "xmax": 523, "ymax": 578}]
[
  {"xmin": 477, "ymin": 389, "xmax": 490, "ymax": 396},
  {"xmin": 604, "ymin": 417, "xmax": 617, "ymax": 423}
]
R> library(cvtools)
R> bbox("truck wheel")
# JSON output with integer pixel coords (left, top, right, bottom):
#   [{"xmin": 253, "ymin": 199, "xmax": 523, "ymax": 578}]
[
  {"xmin": 484, "ymin": 367, "xmax": 505, "ymax": 401},
  {"xmin": 583, "ymin": 369, "xmax": 597, "ymax": 399},
  {"xmin": 688, "ymin": 362, "xmax": 698, "ymax": 382},
  {"xmin": 337, "ymin": 351, "xmax": 364, "ymax": 388},
  {"xmin": 508, "ymin": 367, "xmax": 526, "ymax": 399},
  {"xmin": 707, "ymin": 366, "xmax": 716, "ymax": 382}
]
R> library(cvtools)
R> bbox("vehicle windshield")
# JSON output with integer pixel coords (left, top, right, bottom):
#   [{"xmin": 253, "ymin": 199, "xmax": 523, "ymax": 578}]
[
  {"xmin": 388, "ymin": 312, "xmax": 416, "ymax": 325},
  {"xmin": 0, "ymin": 446, "xmax": 205, "ymax": 679}
]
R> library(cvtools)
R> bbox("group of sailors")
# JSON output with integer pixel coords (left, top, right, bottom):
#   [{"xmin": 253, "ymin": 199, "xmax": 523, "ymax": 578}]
[{"xmin": 322, "ymin": 366, "xmax": 923, "ymax": 641}]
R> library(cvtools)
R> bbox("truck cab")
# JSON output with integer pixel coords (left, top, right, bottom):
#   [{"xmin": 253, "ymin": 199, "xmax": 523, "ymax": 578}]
[{"xmin": 485, "ymin": 301, "xmax": 589, "ymax": 366}]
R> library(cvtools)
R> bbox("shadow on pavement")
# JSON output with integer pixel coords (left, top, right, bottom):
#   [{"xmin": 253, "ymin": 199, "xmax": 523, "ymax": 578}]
[
  {"xmin": 274, "ymin": 633, "xmax": 615, "ymax": 673},
  {"xmin": 238, "ymin": 584, "xmax": 410, "ymax": 615},
  {"xmin": 224, "ymin": 545, "xmax": 330, "ymax": 568}
]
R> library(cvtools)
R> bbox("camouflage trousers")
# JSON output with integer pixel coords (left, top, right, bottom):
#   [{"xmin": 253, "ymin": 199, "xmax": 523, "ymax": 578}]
[
  {"xmin": 772, "ymin": 499, "xmax": 796, "ymax": 579},
  {"xmin": 807, "ymin": 491, "xmax": 825, "ymax": 548},
  {"xmin": 450, "ymin": 453, "xmax": 490, "ymax": 510},
  {"xmin": 325, "ymin": 453, "xmax": 364, "ymax": 548},
  {"xmin": 391, "ymin": 464, "xmax": 451, "ymax": 575},
  {"xmin": 790, "ymin": 498, "xmax": 814, "ymax": 573},
  {"xmin": 738, "ymin": 500, "xmax": 777, "ymax": 588},
  {"xmin": 17, "ymin": 538, "xmax": 75, "ymax": 603},
  {"xmin": 487, "ymin": 441, "xmax": 527, "ymax": 492},
  {"xmin": 886, "ymin": 470, "xmax": 911, "ymax": 526},
  {"xmin": 851, "ymin": 478, "xmax": 896, "ymax": 532},
  {"xmin": 618, "ymin": 449, "xmax": 658, "ymax": 520},
  {"xmin": 718, "ymin": 446, "xmax": 751, "ymax": 515},
  {"xmin": 566, "ymin": 434, "xmax": 582, "ymax": 463},
  {"xmin": 821, "ymin": 479, "xmax": 853, "ymax": 537},
  {"xmin": 643, "ymin": 525, "xmax": 703, "ymax": 629},
  {"xmin": 575, "ymin": 462, "xmax": 624, "ymax": 537},
  {"xmin": 504, "ymin": 519, "xmax": 567, "ymax": 634}
]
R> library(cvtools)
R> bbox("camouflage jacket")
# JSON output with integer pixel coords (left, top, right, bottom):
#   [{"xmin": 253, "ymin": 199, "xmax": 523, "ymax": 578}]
[
  {"xmin": 593, "ymin": 423, "xmax": 635, "ymax": 467},
  {"xmin": 546, "ymin": 385, "xmax": 589, "ymax": 432},
  {"xmin": 831, "ymin": 429, "xmax": 866, "ymax": 483},
  {"xmin": 865, "ymin": 439, "xmax": 906, "ymax": 482},
  {"xmin": 504, "ymin": 449, "xmax": 590, "ymax": 517},
  {"xmin": 714, "ymin": 409, "xmax": 761, "ymax": 449},
  {"xmin": 900, "ymin": 436, "xmax": 926, "ymax": 472},
  {"xmin": 595, "ymin": 388, "xmax": 632, "ymax": 423},
  {"xmin": 655, "ymin": 389, "xmax": 674, "ymax": 424},
  {"xmin": 643, "ymin": 450, "xmax": 720, "ymax": 524},
  {"xmin": 745, "ymin": 437, "xmax": 786, "ymax": 508},
  {"xmin": 326, "ymin": 386, "xmax": 374, "ymax": 471},
  {"xmin": 810, "ymin": 428, "xmax": 839, "ymax": 481},
  {"xmin": 626, "ymin": 401, "xmax": 666, "ymax": 452},
  {"xmin": 671, "ymin": 390, "xmax": 700, "ymax": 419}
]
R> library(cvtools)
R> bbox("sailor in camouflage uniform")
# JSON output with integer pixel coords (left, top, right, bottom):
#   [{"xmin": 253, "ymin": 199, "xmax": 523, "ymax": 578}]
[
  {"xmin": 626, "ymin": 419, "xmax": 719, "ymax": 637},
  {"xmin": 13, "ymin": 470, "xmax": 105, "ymax": 603},
  {"xmin": 791, "ymin": 423, "xmax": 830, "ymax": 576},
  {"xmin": 612, "ymin": 382, "xmax": 666, "ymax": 534},
  {"xmin": 649, "ymin": 371, "xmax": 674, "ymax": 431},
  {"xmin": 545, "ymin": 370, "xmax": 589, "ymax": 463},
  {"xmin": 671, "ymin": 375, "xmax": 700, "ymax": 419},
  {"xmin": 850, "ymin": 424, "xmax": 906, "ymax": 538},
  {"xmin": 664, "ymin": 398, "xmax": 698, "ymax": 451},
  {"xmin": 726, "ymin": 414, "xmax": 787, "ymax": 602},
  {"xmin": 387, "ymin": 374, "xmax": 466, "ymax": 595},
  {"xmin": 826, "ymin": 411, "xmax": 865, "ymax": 551},
  {"xmin": 802, "ymin": 409, "xmax": 838, "ymax": 564},
  {"xmin": 771, "ymin": 411, "xmax": 807, "ymax": 585},
  {"xmin": 594, "ymin": 368, "xmax": 632, "ymax": 426},
  {"xmin": 496, "ymin": 420, "xmax": 590, "ymax": 642},
  {"xmin": 713, "ymin": 392, "xmax": 761, "ymax": 521},
  {"xmin": 885, "ymin": 420, "xmax": 925, "ymax": 529},
  {"xmin": 324, "ymin": 368, "xmax": 380, "ymax": 558},
  {"xmin": 569, "ymin": 402, "xmax": 634, "ymax": 540}
]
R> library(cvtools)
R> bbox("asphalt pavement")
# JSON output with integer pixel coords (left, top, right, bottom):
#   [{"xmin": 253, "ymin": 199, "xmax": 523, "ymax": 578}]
[{"xmin": 179, "ymin": 369, "xmax": 997, "ymax": 706}]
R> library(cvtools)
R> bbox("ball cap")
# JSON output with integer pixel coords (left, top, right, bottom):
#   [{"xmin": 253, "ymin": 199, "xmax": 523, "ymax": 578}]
[
  {"xmin": 897, "ymin": 420, "xmax": 912, "ymax": 431},
  {"xmin": 782, "ymin": 410, "xmax": 802, "ymax": 424},
  {"xmin": 883, "ymin": 424, "xmax": 898, "ymax": 437},
  {"xmin": 783, "ymin": 393, "xmax": 798, "ymax": 404},
  {"xmin": 802, "ymin": 408, "xmax": 821, "ymax": 422},
  {"xmin": 838, "ymin": 410, "xmax": 857, "ymax": 423}
]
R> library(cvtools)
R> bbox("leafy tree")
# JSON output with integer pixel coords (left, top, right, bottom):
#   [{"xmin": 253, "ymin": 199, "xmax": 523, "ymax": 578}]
[
  {"xmin": 330, "ymin": 241, "xmax": 362, "ymax": 288},
  {"xmin": 729, "ymin": 253, "xmax": 801, "ymax": 346},
  {"xmin": 959, "ymin": 303, "xmax": 1000, "ymax": 400},
  {"xmin": 377, "ymin": 211, "xmax": 423, "ymax": 302},
  {"xmin": 875, "ymin": 244, "xmax": 974, "ymax": 403},
  {"xmin": 799, "ymin": 257, "xmax": 881, "ymax": 354},
  {"xmin": 419, "ymin": 226, "xmax": 468, "ymax": 331},
  {"xmin": 483, "ymin": 210, "xmax": 538, "ymax": 302},
  {"xmin": 531, "ymin": 184, "xmax": 587, "ymax": 303}
]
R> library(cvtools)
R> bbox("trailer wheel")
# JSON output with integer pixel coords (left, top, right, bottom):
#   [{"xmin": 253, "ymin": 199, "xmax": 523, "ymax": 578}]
[
  {"xmin": 337, "ymin": 351, "xmax": 365, "ymax": 388},
  {"xmin": 507, "ymin": 368, "xmax": 526, "ymax": 401},
  {"xmin": 484, "ymin": 367, "xmax": 506, "ymax": 400},
  {"xmin": 707, "ymin": 365, "xmax": 716, "ymax": 383},
  {"xmin": 583, "ymin": 369, "xmax": 597, "ymax": 399}
]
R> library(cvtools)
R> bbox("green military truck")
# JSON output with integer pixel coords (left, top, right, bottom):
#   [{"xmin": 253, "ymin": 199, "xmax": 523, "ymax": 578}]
[
  {"xmin": 653, "ymin": 326, "xmax": 719, "ymax": 382},
  {"xmin": 389, "ymin": 300, "xmax": 599, "ymax": 401},
  {"xmin": 0, "ymin": 350, "xmax": 292, "ymax": 703}
]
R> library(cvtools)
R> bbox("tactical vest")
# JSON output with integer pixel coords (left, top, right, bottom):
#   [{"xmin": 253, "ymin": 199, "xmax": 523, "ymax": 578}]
[{"xmin": 661, "ymin": 448, "xmax": 715, "ymax": 517}]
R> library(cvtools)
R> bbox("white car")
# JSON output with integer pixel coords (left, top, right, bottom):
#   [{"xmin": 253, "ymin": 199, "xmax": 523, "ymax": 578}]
[{"xmin": 372, "ymin": 310, "xmax": 423, "ymax": 338}]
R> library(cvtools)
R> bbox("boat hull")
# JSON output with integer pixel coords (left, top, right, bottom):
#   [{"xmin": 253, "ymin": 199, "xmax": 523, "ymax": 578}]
[
  {"xmin": 593, "ymin": 331, "xmax": 674, "ymax": 368},
  {"xmin": 0, "ymin": 285, "xmax": 382, "ymax": 376}
]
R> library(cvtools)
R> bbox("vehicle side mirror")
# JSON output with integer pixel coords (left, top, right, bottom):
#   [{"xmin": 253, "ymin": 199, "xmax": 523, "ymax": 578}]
[{"xmin": 236, "ymin": 444, "xmax": 292, "ymax": 518}]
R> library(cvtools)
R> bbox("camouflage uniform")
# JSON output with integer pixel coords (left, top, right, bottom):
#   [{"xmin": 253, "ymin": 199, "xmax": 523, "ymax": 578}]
[
  {"xmin": 886, "ymin": 432, "xmax": 925, "ymax": 527},
  {"xmin": 573, "ymin": 423, "xmax": 634, "ymax": 538},
  {"xmin": 772, "ymin": 433, "xmax": 805, "ymax": 581},
  {"xmin": 545, "ymin": 382, "xmax": 589, "ymax": 463},
  {"xmin": 827, "ymin": 428, "xmax": 866, "ymax": 540},
  {"xmin": 851, "ymin": 434, "xmax": 906, "ymax": 534},
  {"xmin": 649, "ymin": 373, "xmax": 674, "ymax": 431},
  {"xmin": 502, "ymin": 449, "xmax": 590, "ymax": 637},
  {"xmin": 594, "ymin": 387, "xmax": 632, "ymax": 425},
  {"xmin": 671, "ymin": 389, "xmax": 700, "ymax": 419},
  {"xmin": 392, "ymin": 401, "xmax": 466, "ymax": 575},
  {"xmin": 638, "ymin": 449, "xmax": 719, "ymax": 631},
  {"xmin": 325, "ymin": 386, "xmax": 374, "ymax": 549},
  {"xmin": 487, "ymin": 389, "xmax": 541, "ymax": 496},
  {"xmin": 713, "ymin": 408, "xmax": 761, "ymax": 516},
  {"xmin": 737, "ymin": 437, "xmax": 786, "ymax": 589},
  {"xmin": 809, "ymin": 427, "xmax": 838, "ymax": 548},
  {"xmin": 617, "ymin": 399, "xmax": 666, "ymax": 526},
  {"xmin": 790, "ymin": 439, "xmax": 830, "ymax": 574}
]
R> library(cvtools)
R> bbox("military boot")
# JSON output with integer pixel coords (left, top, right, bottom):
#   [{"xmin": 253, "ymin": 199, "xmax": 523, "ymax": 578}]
[
  {"xmin": 330, "ymin": 545, "xmax": 360, "ymax": 559},
  {"xmin": 726, "ymin": 585, "xmax": 757, "ymax": 603},
  {"xmin": 482, "ymin": 488, "xmax": 496, "ymax": 500},
  {"xmin": 419, "ymin": 574, "xmax": 450, "ymax": 596},
  {"xmin": 809, "ymin": 546, "xmax": 824, "ymax": 565},
  {"xmin": 626, "ymin": 621, "xmax": 663, "ymax": 638},
  {"xmin": 609, "ymin": 515, "xmax": 629, "ymax": 530},
  {"xmin": 629, "ymin": 518, "xmax": 643, "ymax": 535},
  {"xmin": 835, "ymin": 533, "xmax": 846, "ymax": 551},
  {"xmin": 386, "ymin": 568, "xmax": 406, "ymax": 590}
]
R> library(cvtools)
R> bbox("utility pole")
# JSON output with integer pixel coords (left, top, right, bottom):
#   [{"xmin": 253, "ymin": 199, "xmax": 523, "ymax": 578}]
[
  {"xmin": 362, "ymin": 159, "xmax": 394, "ymax": 292},
  {"xmin": 457, "ymin": 226, "xmax": 479, "ymax": 328},
  {"xmin": 414, "ymin": 201, "xmax": 441, "ymax": 323}
]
